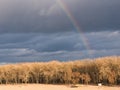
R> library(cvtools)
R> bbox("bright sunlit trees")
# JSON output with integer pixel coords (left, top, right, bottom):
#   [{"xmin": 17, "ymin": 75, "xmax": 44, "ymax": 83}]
[{"xmin": 0, "ymin": 56, "xmax": 119, "ymax": 85}]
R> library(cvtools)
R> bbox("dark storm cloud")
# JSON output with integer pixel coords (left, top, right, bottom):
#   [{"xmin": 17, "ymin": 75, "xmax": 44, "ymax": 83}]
[
  {"xmin": 0, "ymin": 31, "xmax": 120, "ymax": 62},
  {"xmin": 70, "ymin": 0, "xmax": 120, "ymax": 31},
  {"xmin": 0, "ymin": 32, "xmax": 83, "ymax": 51},
  {"xmin": 0, "ymin": 0, "xmax": 120, "ymax": 33},
  {"xmin": 0, "ymin": 0, "xmax": 120, "ymax": 63}
]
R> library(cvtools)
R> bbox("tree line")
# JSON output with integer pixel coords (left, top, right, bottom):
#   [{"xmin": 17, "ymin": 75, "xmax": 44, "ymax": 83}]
[{"xmin": 0, "ymin": 56, "xmax": 120, "ymax": 85}]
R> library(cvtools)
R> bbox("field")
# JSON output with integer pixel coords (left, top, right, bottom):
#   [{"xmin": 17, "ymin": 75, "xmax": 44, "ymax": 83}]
[{"xmin": 0, "ymin": 84, "xmax": 119, "ymax": 90}]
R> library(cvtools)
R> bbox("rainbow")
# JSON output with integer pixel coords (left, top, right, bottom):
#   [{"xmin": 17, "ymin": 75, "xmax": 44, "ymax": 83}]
[{"xmin": 56, "ymin": 0, "xmax": 93, "ymax": 57}]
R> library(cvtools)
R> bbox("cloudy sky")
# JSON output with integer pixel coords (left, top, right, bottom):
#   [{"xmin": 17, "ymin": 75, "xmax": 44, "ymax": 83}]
[{"xmin": 0, "ymin": 0, "xmax": 120, "ymax": 63}]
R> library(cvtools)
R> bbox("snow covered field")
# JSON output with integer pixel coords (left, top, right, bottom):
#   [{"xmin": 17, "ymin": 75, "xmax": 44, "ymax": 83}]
[{"xmin": 0, "ymin": 84, "xmax": 119, "ymax": 90}]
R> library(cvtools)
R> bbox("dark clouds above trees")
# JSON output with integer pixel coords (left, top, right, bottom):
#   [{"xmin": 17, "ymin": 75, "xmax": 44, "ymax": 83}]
[
  {"xmin": 0, "ymin": 31, "xmax": 120, "ymax": 63},
  {"xmin": 0, "ymin": 0, "xmax": 120, "ymax": 63}
]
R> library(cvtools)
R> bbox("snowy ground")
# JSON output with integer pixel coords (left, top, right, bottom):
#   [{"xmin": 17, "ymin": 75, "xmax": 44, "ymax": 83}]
[{"xmin": 0, "ymin": 84, "xmax": 119, "ymax": 90}]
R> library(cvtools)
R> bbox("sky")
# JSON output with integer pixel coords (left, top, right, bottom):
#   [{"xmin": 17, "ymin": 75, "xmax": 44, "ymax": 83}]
[{"xmin": 0, "ymin": 0, "xmax": 120, "ymax": 63}]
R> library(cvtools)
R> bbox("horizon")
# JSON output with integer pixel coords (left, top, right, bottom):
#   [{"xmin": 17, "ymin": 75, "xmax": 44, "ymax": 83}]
[{"xmin": 0, "ymin": 0, "xmax": 120, "ymax": 63}]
